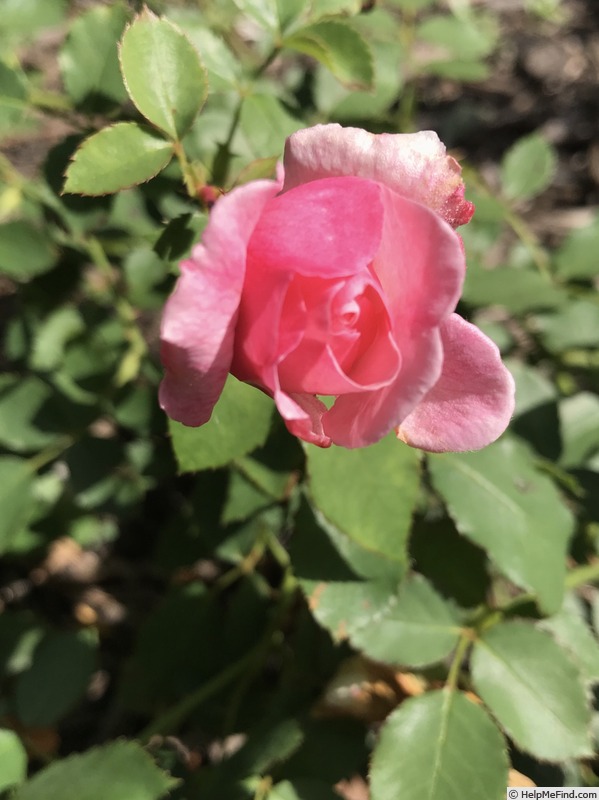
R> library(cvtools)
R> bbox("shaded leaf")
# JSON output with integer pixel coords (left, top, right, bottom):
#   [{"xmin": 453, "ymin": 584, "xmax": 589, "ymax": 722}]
[
  {"xmin": 63, "ymin": 123, "xmax": 173, "ymax": 196},
  {"xmin": 462, "ymin": 266, "xmax": 566, "ymax": 314},
  {"xmin": 285, "ymin": 20, "xmax": 374, "ymax": 89},
  {"xmin": 554, "ymin": 216, "xmax": 599, "ymax": 280},
  {"xmin": 350, "ymin": 574, "xmax": 462, "ymax": 668},
  {"xmin": 471, "ymin": 621, "xmax": 592, "ymax": 760},
  {"xmin": 119, "ymin": 10, "xmax": 207, "ymax": 139},
  {"xmin": 540, "ymin": 594, "xmax": 599, "ymax": 684},
  {"xmin": 534, "ymin": 300, "xmax": 599, "ymax": 352},
  {"xmin": 0, "ymin": 220, "xmax": 56, "ymax": 280},
  {"xmin": 59, "ymin": 4, "xmax": 128, "ymax": 107},
  {"xmin": 236, "ymin": 94, "xmax": 302, "ymax": 161},
  {"xmin": 0, "ymin": 458, "xmax": 35, "ymax": 555},
  {"xmin": 370, "ymin": 689, "xmax": 508, "ymax": 800},
  {"xmin": 290, "ymin": 498, "xmax": 403, "ymax": 643},
  {"xmin": 169, "ymin": 376, "xmax": 273, "ymax": 472},
  {"xmin": 428, "ymin": 438, "xmax": 574, "ymax": 613},
  {"xmin": 559, "ymin": 392, "xmax": 599, "ymax": 468},
  {"xmin": 12, "ymin": 741, "xmax": 177, "ymax": 800},
  {"xmin": 306, "ymin": 433, "xmax": 420, "ymax": 564},
  {"xmin": 501, "ymin": 133, "xmax": 557, "ymax": 201},
  {"xmin": 14, "ymin": 630, "xmax": 97, "ymax": 726}
]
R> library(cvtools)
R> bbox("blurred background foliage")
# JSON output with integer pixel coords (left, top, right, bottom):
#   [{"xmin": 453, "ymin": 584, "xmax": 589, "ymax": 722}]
[{"xmin": 1, "ymin": 0, "xmax": 599, "ymax": 798}]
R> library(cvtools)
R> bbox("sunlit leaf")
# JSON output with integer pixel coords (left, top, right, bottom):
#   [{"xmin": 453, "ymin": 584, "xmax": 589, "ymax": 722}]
[
  {"xmin": 119, "ymin": 9, "xmax": 207, "ymax": 139},
  {"xmin": 370, "ymin": 689, "xmax": 508, "ymax": 800},
  {"xmin": 63, "ymin": 123, "xmax": 173, "ymax": 196},
  {"xmin": 471, "ymin": 621, "xmax": 592, "ymax": 760}
]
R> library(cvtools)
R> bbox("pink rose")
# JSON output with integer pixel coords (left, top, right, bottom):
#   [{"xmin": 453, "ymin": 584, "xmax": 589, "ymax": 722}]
[{"xmin": 159, "ymin": 124, "xmax": 514, "ymax": 451}]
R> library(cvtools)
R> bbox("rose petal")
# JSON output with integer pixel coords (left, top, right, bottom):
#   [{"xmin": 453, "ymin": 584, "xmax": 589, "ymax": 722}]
[
  {"xmin": 397, "ymin": 314, "xmax": 516, "ymax": 452},
  {"xmin": 283, "ymin": 124, "xmax": 474, "ymax": 228},
  {"xmin": 323, "ymin": 190, "xmax": 466, "ymax": 448},
  {"xmin": 234, "ymin": 176, "xmax": 385, "ymax": 384},
  {"xmin": 159, "ymin": 179, "xmax": 280, "ymax": 426},
  {"xmin": 274, "ymin": 389, "xmax": 331, "ymax": 447},
  {"xmin": 246, "ymin": 176, "xmax": 384, "ymax": 278}
]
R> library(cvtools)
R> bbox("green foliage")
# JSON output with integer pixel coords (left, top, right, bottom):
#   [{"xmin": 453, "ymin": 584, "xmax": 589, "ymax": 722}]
[
  {"xmin": 119, "ymin": 10, "xmax": 208, "ymax": 140},
  {"xmin": 3, "ymin": 1, "xmax": 599, "ymax": 797},
  {"xmin": 63, "ymin": 123, "xmax": 174, "ymax": 195},
  {"xmin": 370, "ymin": 690, "xmax": 508, "ymax": 800},
  {"xmin": 12, "ymin": 741, "xmax": 177, "ymax": 800},
  {"xmin": 306, "ymin": 434, "xmax": 420, "ymax": 563},
  {"xmin": 471, "ymin": 622, "xmax": 592, "ymax": 760},
  {"xmin": 429, "ymin": 438, "xmax": 573, "ymax": 613},
  {"xmin": 169, "ymin": 376, "xmax": 274, "ymax": 472},
  {"xmin": 285, "ymin": 20, "xmax": 374, "ymax": 89},
  {"xmin": 59, "ymin": 4, "xmax": 129, "ymax": 108},
  {"xmin": 0, "ymin": 729, "xmax": 27, "ymax": 793},
  {"xmin": 501, "ymin": 133, "xmax": 558, "ymax": 201}
]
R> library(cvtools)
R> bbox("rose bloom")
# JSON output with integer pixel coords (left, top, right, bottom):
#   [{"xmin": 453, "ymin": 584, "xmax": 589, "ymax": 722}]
[{"xmin": 159, "ymin": 124, "xmax": 515, "ymax": 451}]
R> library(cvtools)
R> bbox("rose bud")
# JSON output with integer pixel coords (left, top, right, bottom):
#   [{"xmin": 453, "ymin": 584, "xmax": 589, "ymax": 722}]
[{"xmin": 159, "ymin": 124, "xmax": 514, "ymax": 451}]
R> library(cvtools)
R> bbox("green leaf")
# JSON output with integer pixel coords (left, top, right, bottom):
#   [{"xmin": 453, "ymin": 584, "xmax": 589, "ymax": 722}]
[
  {"xmin": 176, "ymin": 22, "xmax": 242, "ymax": 91},
  {"xmin": 0, "ymin": 729, "xmax": 27, "ymax": 792},
  {"xmin": 119, "ymin": 10, "xmax": 207, "ymax": 139},
  {"xmin": 290, "ymin": 499, "xmax": 403, "ymax": 643},
  {"xmin": 12, "ymin": 741, "xmax": 177, "ymax": 800},
  {"xmin": 0, "ymin": 60, "xmax": 30, "ymax": 139},
  {"xmin": 349, "ymin": 574, "xmax": 461, "ymax": 667},
  {"xmin": 14, "ymin": 630, "xmax": 97, "ymax": 726},
  {"xmin": 540, "ymin": 594, "xmax": 599, "ymax": 684},
  {"xmin": 314, "ymin": 23, "xmax": 403, "ymax": 119},
  {"xmin": 59, "ymin": 4, "xmax": 129, "ymax": 107},
  {"xmin": 534, "ymin": 300, "xmax": 599, "ymax": 352},
  {"xmin": 236, "ymin": 94, "xmax": 302, "ymax": 161},
  {"xmin": 559, "ymin": 392, "xmax": 599, "ymax": 468},
  {"xmin": 0, "ymin": 376, "xmax": 66, "ymax": 452},
  {"xmin": 0, "ymin": 612, "xmax": 44, "ymax": 678},
  {"xmin": 416, "ymin": 13, "xmax": 499, "ymax": 61},
  {"xmin": 0, "ymin": 458, "xmax": 35, "ymax": 555},
  {"xmin": 0, "ymin": 0, "xmax": 66, "ymax": 38},
  {"xmin": 501, "ymin": 133, "xmax": 557, "ymax": 201},
  {"xmin": 308, "ymin": 0, "xmax": 361, "ymax": 19},
  {"xmin": 0, "ymin": 220, "xmax": 57, "ymax": 280},
  {"xmin": 285, "ymin": 20, "xmax": 374, "ymax": 89},
  {"xmin": 428, "ymin": 438, "xmax": 574, "ymax": 614},
  {"xmin": 462, "ymin": 266, "xmax": 566, "ymax": 314},
  {"xmin": 306, "ymin": 433, "xmax": 420, "ymax": 564},
  {"xmin": 370, "ymin": 689, "xmax": 508, "ymax": 800},
  {"xmin": 554, "ymin": 216, "xmax": 599, "ymax": 280},
  {"xmin": 411, "ymin": 518, "xmax": 490, "ymax": 609},
  {"xmin": 507, "ymin": 359, "xmax": 560, "ymax": 460},
  {"xmin": 169, "ymin": 376, "xmax": 274, "ymax": 472},
  {"xmin": 63, "ymin": 123, "xmax": 173, "ymax": 196},
  {"xmin": 31, "ymin": 307, "xmax": 86, "ymax": 372},
  {"xmin": 471, "ymin": 621, "xmax": 592, "ymax": 760},
  {"xmin": 233, "ymin": 0, "xmax": 279, "ymax": 32}
]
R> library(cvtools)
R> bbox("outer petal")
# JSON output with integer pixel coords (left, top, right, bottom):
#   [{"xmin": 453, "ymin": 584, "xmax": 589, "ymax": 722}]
[
  {"xmin": 274, "ymin": 390, "xmax": 331, "ymax": 447},
  {"xmin": 159, "ymin": 179, "xmax": 281, "ymax": 426},
  {"xmin": 323, "ymin": 189, "xmax": 466, "ymax": 448},
  {"xmin": 283, "ymin": 124, "xmax": 474, "ymax": 228},
  {"xmin": 234, "ymin": 177, "xmax": 385, "ymax": 381},
  {"xmin": 397, "ymin": 314, "xmax": 516, "ymax": 452}
]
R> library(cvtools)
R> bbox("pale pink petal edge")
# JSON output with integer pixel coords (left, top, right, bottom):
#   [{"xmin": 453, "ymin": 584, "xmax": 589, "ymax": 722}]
[
  {"xmin": 282, "ymin": 124, "xmax": 474, "ymax": 229},
  {"xmin": 397, "ymin": 314, "xmax": 516, "ymax": 453},
  {"xmin": 159, "ymin": 179, "xmax": 281, "ymax": 427}
]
